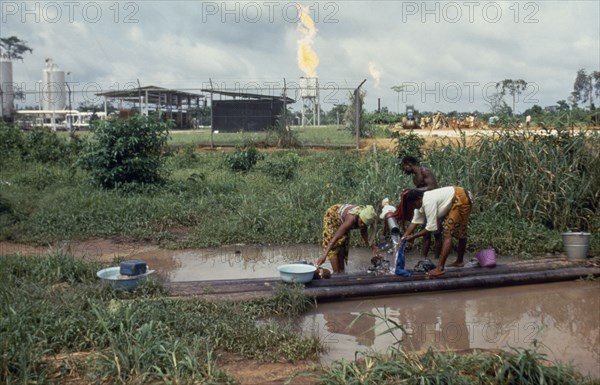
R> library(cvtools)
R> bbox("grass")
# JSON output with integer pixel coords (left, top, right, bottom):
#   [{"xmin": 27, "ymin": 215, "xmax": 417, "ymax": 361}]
[
  {"xmin": 55, "ymin": 124, "xmax": 359, "ymax": 147},
  {"xmin": 310, "ymin": 348, "xmax": 598, "ymax": 385},
  {"xmin": 2, "ymin": 254, "xmax": 596, "ymax": 384},
  {"xmin": 309, "ymin": 308, "xmax": 598, "ymax": 385},
  {"xmin": 2, "ymin": 123, "xmax": 598, "ymax": 384},
  {"xmin": 0, "ymin": 254, "xmax": 320, "ymax": 384},
  {"xmin": 1, "ymin": 125, "xmax": 599, "ymax": 256},
  {"xmin": 158, "ymin": 125, "xmax": 357, "ymax": 148}
]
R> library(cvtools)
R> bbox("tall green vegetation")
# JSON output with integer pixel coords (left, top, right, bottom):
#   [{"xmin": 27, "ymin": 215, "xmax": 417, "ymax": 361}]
[
  {"xmin": 496, "ymin": 79, "xmax": 528, "ymax": 115},
  {"xmin": 79, "ymin": 116, "xmax": 171, "ymax": 188},
  {"xmin": 426, "ymin": 129, "xmax": 599, "ymax": 232},
  {"xmin": 572, "ymin": 68, "xmax": 600, "ymax": 109},
  {"xmin": 0, "ymin": 123, "xmax": 598, "ymax": 256},
  {"xmin": 0, "ymin": 124, "xmax": 82, "ymax": 164},
  {"xmin": 311, "ymin": 308, "xmax": 597, "ymax": 385},
  {"xmin": 0, "ymin": 254, "xmax": 319, "ymax": 384},
  {"xmin": 390, "ymin": 130, "xmax": 426, "ymax": 160},
  {"xmin": 224, "ymin": 143, "xmax": 264, "ymax": 172}
]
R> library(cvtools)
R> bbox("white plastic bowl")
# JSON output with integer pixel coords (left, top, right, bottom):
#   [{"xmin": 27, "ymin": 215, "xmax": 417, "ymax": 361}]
[
  {"xmin": 277, "ymin": 263, "xmax": 317, "ymax": 283},
  {"xmin": 97, "ymin": 267, "xmax": 155, "ymax": 291}
]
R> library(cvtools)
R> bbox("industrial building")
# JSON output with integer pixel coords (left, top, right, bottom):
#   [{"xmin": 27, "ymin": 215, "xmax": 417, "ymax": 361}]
[
  {"xmin": 4, "ymin": 58, "xmax": 308, "ymax": 132},
  {"xmin": 95, "ymin": 86, "xmax": 205, "ymax": 130},
  {"xmin": 205, "ymin": 89, "xmax": 295, "ymax": 132}
]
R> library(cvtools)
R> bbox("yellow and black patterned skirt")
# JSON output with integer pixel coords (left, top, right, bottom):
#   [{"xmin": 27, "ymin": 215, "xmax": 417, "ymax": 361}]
[
  {"xmin": 441, "ymin": 187, "xmax": 472, "ymax": 239},
  {"xmin": 322, "ymin": 204, "xmax": 350, "ymax": 263}
]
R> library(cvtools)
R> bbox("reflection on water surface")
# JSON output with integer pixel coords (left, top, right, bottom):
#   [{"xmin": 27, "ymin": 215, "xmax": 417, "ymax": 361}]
[{"xmin": 302, "ymin": 281, "xmax": 600, "ymax": 378}]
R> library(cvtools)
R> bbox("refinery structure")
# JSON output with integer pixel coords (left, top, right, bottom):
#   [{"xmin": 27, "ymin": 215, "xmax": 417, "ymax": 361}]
[
  {"xmin": 1, "ymin": 5, "xmax": 327, "ymax": 131},
  {"xmin": 2, "ymin": 52, "xmax": 324, "ymax": 131},
  {"xmin": 0, "ymin": 57, "xmax": 14, "ymax": 119},
  {"xmin": 300, "ymin": 77, "xmax": 320, "ymax": 126},
  {"xmin": 2, "ymin": 58, "xmax": 105, "ymax": 131}
]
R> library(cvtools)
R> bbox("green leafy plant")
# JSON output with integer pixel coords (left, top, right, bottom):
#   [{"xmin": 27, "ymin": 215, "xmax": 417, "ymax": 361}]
[
  {"xmin": 78, "ymin": 116, "xmax": 171, "ymax": 188},
  {"xmin": 0, "ymin": 123, "xmax": 24, "ymax": 163},
  {"xmin": 391, "ymin": 130, "xmax": 426, "ymax": 160},
  {"xmin": 224, "ymin": 143, "xmax": 264, "ymax": 172},
  {"xmin": 0, "ymin": 254, "xmax": 320, "ymax": 383},
  {"xmin": 261, "ymin": 152, "xmax": 299, "ymax": 182}
]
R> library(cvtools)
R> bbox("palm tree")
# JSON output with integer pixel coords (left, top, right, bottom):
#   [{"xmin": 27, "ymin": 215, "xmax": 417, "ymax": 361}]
[{"xmin": 0, "ymin": 36, "xmax": 33, "ymax": 61}]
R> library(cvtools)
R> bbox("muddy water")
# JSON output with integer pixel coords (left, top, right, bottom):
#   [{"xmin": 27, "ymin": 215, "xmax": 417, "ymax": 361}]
[
  {"xmin": 122, "ymin": 244, "xmax": 392, "ymax": 281},
  {"xmin": 302, "ymin": 281, "xmax": 600, "ymax": 378},
  {"xmin": 3, "ymin": 240, "xmax": 597, "ymax": 377},
  {"xmin": 120, "ymin": 244, "xmax": 598, "ymax": 378}
]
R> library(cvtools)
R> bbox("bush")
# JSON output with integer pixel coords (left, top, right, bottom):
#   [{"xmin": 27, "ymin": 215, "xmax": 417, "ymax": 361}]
[
  {"xmin": 170, "ymin": 144, "xmax": 201, "ymax": 168},
  {"xmin": 0, "ymin": 125, "xmax": 85, "ymax": 165},
  {"xmin": 391, "ymin": 130, "xmax": 426, "ymax": 160},
  {"xmin": 78, "ymin": 116, "xmax": 171, "ymax": 188},
  {"xmin": 224, "ymin": 143, "xmax": 264, "ymax": 172},
  {"xmin": 261, "ymin": 152, "xmax": 299, "ymax": 182},
  {"xmin": 21, "ymin": 127, "xmax": 70, "ymax": 163},
  {"xmin": 0, "ymin": 123, "xmax": 24, "ymax": 163}
]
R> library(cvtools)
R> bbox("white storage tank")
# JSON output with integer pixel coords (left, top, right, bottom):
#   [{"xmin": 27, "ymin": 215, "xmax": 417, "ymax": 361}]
[
  {"xmin": 0, "ymin": 58, "xmax": 14, "ymax": 118},
  {"xmin": 42, "ymin": 58, "xmax": 66, "ymax": 111}
]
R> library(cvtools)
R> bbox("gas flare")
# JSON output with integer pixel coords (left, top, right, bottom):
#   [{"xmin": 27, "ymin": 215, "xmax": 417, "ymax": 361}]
[
  {"xmin": 297, "ymin": 4, "xmax": 319, "ymax": 78},
  {"xmin": 368, "ymin": 62, "xmax": 381, "ymax": 87}
]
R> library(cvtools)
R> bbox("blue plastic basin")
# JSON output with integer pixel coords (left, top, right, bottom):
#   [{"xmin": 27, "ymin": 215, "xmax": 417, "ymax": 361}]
[
  {"xmin": 277, "ymin": 264, "xmax": 317, "ymax": 283},
  {"xmin": 97, "ymin": 267, "xmax": 155, "ymax": 291}
]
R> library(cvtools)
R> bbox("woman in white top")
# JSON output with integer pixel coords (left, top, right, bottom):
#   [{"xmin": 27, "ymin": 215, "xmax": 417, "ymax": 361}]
[{"xmin": 401, "ymin": 186, "xmax": 472, "ymax": 277}]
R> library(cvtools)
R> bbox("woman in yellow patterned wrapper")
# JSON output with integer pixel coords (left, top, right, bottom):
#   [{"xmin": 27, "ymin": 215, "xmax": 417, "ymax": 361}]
[{"xmin": 314, "ymin": 204, "xmax": 378, "ymax": 273}]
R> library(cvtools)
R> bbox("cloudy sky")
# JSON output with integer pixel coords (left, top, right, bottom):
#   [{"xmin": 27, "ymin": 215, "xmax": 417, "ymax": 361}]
[{"xmin": 2, "ymin": 0, "xmax": 599, "ymax": 114}]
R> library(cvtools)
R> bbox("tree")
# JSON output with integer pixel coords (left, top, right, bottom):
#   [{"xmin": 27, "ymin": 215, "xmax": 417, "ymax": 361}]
[
  {"xmin": 486, "ymin": 91, "xmax": 510, "ymax": 115},
  {"xmin": 593, "ymin": 71, "xmax": 600, "ymax": 107},
  {"xmin": 556, "ymin": 100, "xmax": 570, "ymax": 112},
  {"xmin": 573, "ymin": 69, "xmax": 600, "ymax": 110},
  {"xmin": 523, "ymin": 104, "xmax": 543, "ymax": 118},
  {"xmin": 78, "ymin": 101, "xmax": 118, "ymax": 115},
  {"xmin": 572, "ymin": 69, "xmax": 593, "ymax": 109},
  {"xmin": 0, "ymin": 36, "xmax": 33, "ymax": 61},
  {"xmin": 322, "ymin": 104, "xmax": 347, "ymax": 125},
  {"xmin": 496, "ymin": 79, "xmax": 528, "ymax": 115}
]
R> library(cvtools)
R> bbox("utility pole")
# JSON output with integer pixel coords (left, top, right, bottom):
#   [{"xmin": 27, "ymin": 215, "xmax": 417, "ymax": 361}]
[
  {"xmin": 209, "ymin": 78, "xmax": 214, "ymax": 149},
  {"xmin": 283, "ymin": 78, "xmax": 287, "ymax": 133},
  {"xmin": 66, "ymin": 71, "xmax": 73, "ymax": 135},
  {"xmin": 355, "ymin": 79, "xmax": 367, "ymax": 150},
  {"xmin": 391, "ymin": 85, "xmax": 404, "ymax": 115}
]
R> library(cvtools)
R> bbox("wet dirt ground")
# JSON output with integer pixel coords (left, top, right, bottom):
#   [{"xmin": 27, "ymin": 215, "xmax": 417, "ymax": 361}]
[{"xmin": 2, "ymin": 238, "xmax": 598, "ymax": 381}]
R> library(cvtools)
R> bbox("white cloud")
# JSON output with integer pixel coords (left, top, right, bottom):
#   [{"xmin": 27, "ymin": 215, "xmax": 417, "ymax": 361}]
[{"xmin": 2, "ymin": 0, "xmax": 598, "ymax": 113}]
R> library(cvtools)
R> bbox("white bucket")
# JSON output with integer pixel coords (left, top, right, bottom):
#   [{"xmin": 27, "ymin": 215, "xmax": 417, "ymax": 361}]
[{"xmin": 561, "ymin": 232, "xmax": 591, "ymax": 259}]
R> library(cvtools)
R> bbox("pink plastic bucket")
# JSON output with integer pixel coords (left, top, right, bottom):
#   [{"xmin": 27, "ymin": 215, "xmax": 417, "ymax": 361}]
[{"xmin": 476, "ymin": 249, "xmax": 496, "ymax": 268}]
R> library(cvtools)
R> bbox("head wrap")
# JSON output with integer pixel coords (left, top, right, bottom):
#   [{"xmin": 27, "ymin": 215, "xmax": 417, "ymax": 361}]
[{"xmin": 358, "ymin": 205, "xmax": 376, "ymax": 226}]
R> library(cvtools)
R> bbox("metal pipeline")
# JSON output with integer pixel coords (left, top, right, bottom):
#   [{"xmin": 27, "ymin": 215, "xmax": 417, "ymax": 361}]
[{"xmin": 385, "ymin": 215, "xmax": 400, "ymax": 237}]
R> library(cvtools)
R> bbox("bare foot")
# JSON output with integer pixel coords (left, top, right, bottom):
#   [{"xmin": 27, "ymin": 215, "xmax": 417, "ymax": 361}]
[
  {"xmin": 448, "ymin": 261, "xmax": 464, "ymax": 267},
  {"xmin": 426, "ymin": 269, "xmax": 446, "ymax": 278}
]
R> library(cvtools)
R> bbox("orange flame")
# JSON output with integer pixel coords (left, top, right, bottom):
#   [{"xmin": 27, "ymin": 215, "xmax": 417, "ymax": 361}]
[
  {"xmin": 297, "ymin": 4, "xmax": 319, "ymax": 78},
  {"xmin": 368, "ymin": 62, "xmax": 381, "ymax": 87}
]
